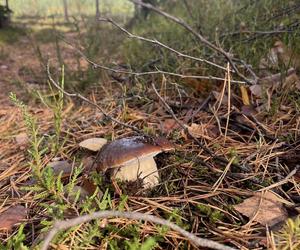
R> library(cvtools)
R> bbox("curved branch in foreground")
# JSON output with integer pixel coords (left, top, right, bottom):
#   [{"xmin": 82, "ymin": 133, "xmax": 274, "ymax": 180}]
[{"xmin": 41, "ymin": 210, "xmax": 236, "ymax": 250}]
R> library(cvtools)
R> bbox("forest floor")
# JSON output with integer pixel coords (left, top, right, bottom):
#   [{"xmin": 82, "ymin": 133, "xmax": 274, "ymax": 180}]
[{"xmin": 1, "ymin": 18, "xmax": 300, "ymax": 250}]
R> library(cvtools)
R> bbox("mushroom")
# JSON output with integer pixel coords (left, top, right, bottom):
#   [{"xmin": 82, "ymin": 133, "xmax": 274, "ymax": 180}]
[{"xmin": 96, "ymin": 136, "xmax": 174, "ymax": 188}]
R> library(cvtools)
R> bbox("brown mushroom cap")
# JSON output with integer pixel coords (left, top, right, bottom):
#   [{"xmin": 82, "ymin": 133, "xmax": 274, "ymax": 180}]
[{"xmin": 96, "ymin": 136, "xmax": 174, "ymax": 171}]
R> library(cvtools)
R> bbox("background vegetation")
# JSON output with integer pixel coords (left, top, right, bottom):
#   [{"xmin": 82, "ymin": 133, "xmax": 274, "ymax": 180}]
[{"xmin": 0, "ymin": 0, "xmax": 300, "ymax": 249}]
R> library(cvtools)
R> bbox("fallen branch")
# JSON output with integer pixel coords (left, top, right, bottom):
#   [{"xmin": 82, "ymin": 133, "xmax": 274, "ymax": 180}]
[
  {"xmin": 41, "ymin": 210, "xmax": 237, "ymax": 250},
  {"xmin": 130, "ymin": 0, "xmax": 256, "ymax": 85}
]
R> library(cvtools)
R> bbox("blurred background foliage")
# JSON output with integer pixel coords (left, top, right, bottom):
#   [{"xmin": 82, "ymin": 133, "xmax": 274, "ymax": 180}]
[
  {"xmin": 124, "ymin": 0, "xmax": 300, "ymax": 77},
  {"xmin": 1, "ymin": 1, "xmax": 300, "ymax": 249},
  {"xmin": 10, "ymin": 0, "xmax": 133, "ymax": 18},
  {"xmin": 1, "ymin": 0, "xmax": 299, "ymax": 92}
]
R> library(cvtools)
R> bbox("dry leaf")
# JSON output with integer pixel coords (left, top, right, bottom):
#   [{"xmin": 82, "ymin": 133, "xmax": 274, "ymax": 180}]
[
  {"xmin": 241, "ymin": 105, "xmax": 257, "ymax": 117},
  {"xmin": 48, "ymin": 160, "xmax": 72, "ymax": 178},
  {"xmin": 240, "ymin": 85, "xmax": 250, "ymax": 106},
  {"xmin": 249, "ymin": 84, "xmax": 263, "ymax": 98},
  {"xmin": 81, "ymin": 177, "xmax": 103, "ymax": 199},
  {"xmin": 212, "ymin": 91, "xmax": 228, "ymax": 105},
  {"xmin": 56, "ymin": 244, "xmax": 70, "ymax": 250},
  {"xmin": 234, "ymin": 191, "xmax": 288, "ymax": 226},
  {"xmin": 66, "ymin": 177, "xmax": 103, "ymax": 204},
  {"xmin": 0, "ymin": 205, "xmax": 27, "ymax": 231},
  {"xmin": 187, "ymin": 123, "xmax": 218, "ymax": 139},
  {"xmin": 15, "ymin": 132, "xmax": 28, "ymax": 145},
  {"xmin": 283, "ymin": 72, "xmax": 300, "ymax": 90},
  {"xmin": 79, "ymin": 138, "xmax": 107, "ymax": 151},
  {"xmin": 162, "ymin": 119, "xmax": 180, "ymax": 133}
]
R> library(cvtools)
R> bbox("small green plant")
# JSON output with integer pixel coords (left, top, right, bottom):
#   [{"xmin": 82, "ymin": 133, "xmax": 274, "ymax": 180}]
[
  {"xmin": 10, "ymin": 92, "xmax": 46, "ymax": 181},
  {"xmin": 0, "ymin": 224, "xmax": 29, "ymax": 250},
  {"xmin": 196, "ymin": 204, "xmax": 224, "ymax": 224},
  {"xmin": 125, "ymin": 237, "xmax": 157, "ymax": 250},
  {"xmin": 273, "ymin": 216, "xmax": 300, "ymax": 250},
  {"xmin": 37, "ymin": 65, "xmax": 65, "ymax": 154}
]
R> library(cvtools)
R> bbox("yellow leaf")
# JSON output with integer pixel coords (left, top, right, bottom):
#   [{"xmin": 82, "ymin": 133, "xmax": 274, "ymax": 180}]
[{"xmin": 240, "ymin": 85, "xmax": 250, "ymax": 105}]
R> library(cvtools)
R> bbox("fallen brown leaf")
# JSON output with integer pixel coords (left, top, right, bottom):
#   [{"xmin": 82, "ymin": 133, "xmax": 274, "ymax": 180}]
[
  {"xmin": 15, "ymin": 132, "xmax": 28, "ymax": 145},
  {"xmin": 79, "ymin": 138, "xmax": 107, "ymax": 151},
  {"xmin": 212, "ymin": 91, "xmax": 229, "ymax": 105},
  {"xmin": 48, "ymin": 160, "xmax": 73, "ymax": 178},
  {"xmin": 56, "ymin": 244, "xmax": 70, "ymax": 250},
  {"xmin": 187, "ymin": 123, "xmax": 219, "ymax": 139},
  {"xmin": 0, "ymin": 205, "xmax": 27, "ymax": 231},
  {"xmin": 240, "ymin": 86, "xmax": 250, "ymax": 106},
  {"xmin": 162, "ymin": 118, "xmax": 180, "ymax": 133},
  {"xmin": 249, "ymin": 84, "xmax": 263, "ymax": 98},
  {"xmin": 234, "ymin": 191, "xmax": 288, "ymax": 226},
  {"xmin": 282, "ymin": 72, "xmax": 300, "ymax": 90}
]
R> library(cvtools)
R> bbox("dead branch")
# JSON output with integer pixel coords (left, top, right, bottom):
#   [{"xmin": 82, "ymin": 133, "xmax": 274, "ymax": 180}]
[
  {"xmin": 151, "ymin": 82, "xmax": 251, "ymax": 172},
  {"xmin": 99, "ymin": 18, "xmax": 227, "ymax": 72},
  {"xmin": 130, "ymin": 0, "xmax": 256, "ymax": 85},
  {"xmin": 61, "ymin": 37, "xmax": 245, "ymax": 84},
  {"xmin": 41, "ymin": 210, "xmax": 237, "ymax": 250},
  {"xmin": 46, "ymin": 61, "xmax": 141, "ymax": 134}
]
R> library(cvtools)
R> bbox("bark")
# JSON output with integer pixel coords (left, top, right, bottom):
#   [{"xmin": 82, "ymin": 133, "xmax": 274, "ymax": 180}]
[
  {"xmin": 96, "ymin": 0, "xmax": 100, "ymax": 18},
  {"xmin": 63, "ymin": 0, "xmax": 69, "ymax": 22}
]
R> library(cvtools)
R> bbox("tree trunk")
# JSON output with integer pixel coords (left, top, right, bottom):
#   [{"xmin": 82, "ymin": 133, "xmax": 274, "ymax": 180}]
[
  {"xmin": 95, "ymin": 0, "xmax": 100, "ymax": 18},
  {"xmin": 63, "ymin": 0, "xmax": 69, "ymax": 22},
  {"xmin": 5, "ymin": 0, "xmax": 9, "ymax": 9}
]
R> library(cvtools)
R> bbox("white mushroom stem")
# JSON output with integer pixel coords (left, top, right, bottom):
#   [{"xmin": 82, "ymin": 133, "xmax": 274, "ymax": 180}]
[{"xmin": 112, "ymin": 157, "xmax": 159, "ymax": 188}]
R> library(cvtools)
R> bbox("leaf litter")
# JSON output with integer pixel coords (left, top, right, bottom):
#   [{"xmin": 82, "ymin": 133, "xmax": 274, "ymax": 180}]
[
  {"xmin": 1, "ymin": 28, "xmax": 300, "ymax": 250},
  {"xmin": 0, "ymin": 205, "xmax": 27, "ymax": 231},
  {"xmin": 234, "ymin": 191, "xmax": 288, "ymax": 227}
]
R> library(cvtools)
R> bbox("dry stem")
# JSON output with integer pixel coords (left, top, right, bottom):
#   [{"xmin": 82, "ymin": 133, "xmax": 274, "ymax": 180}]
[{"xmin": 41, "ymin": 210, "xmax": 236, "ymax": 250}]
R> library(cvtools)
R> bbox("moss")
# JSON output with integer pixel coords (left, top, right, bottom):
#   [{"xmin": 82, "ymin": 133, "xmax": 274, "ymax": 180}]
[{"xmin": 196, "ymin": 204, "xmax": 224, "ymax": 224}]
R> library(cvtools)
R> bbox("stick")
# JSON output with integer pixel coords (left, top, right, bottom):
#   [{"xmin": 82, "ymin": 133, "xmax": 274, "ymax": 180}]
[
  {"xmin": 130, "ymin": 0, "xmax": 256, "ymax": 85},
  {"xmin": 46, "ymin": 61, "xmax": 141, "ymax": 134},
  {"xmin": 41, "ymin": 210, "xmax": 236, "ymax": 250}
]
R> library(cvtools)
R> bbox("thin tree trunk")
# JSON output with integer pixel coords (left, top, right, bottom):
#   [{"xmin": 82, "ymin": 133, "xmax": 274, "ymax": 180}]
[
  {"xmin": 5, "ymin": 0, "xmax": 9, "ymax": 9},
  {"xmin": 95, "ymin": 0, "xmax": 100, "ymax": 18},
  {"xmin": 63, "ymin": 0, "xmax": 69, "ymax": 22}
]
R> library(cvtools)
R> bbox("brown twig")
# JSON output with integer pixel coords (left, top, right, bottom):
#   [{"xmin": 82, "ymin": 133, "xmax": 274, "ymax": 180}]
[
  {"xmin": 61, "ymin": 37, "xmax": 245, "ymax": 84},
  {"xmin": 130, "ymin": 0, "xmax": 256, "ymax": 85},
  {"xmin": 46, "ymin": 61, "xmax": 141, "ymax": 134},
  {"xmin": 99, "ymin": 18, "xmax": 227, "ymax": 72},
  {"xmin": 41, "ymin": 210, "xmax": 237, "ymax": 250},
  {"xmin": 151, "ymin": 82, "xmax": 213, "ymax": 156},
  {"xmin": 151, "ymin": 82, "xmax": 251, "ymax": 172}
]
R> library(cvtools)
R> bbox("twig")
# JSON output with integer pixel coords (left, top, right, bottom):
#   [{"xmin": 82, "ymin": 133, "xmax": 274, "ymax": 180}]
[
  {"xmin": 220, "ymin": 29, "xmax": 298, "ymax": 39},
  {"xmin": 182, "ymin": 0, "xmax": 197, "ymax": 24},
  {"xmin": 46, "ymin": 61, "xmax": 141, "ymax": 134},
  {"xmin": 61, "ymin": 38, "xmax": 245, "ymax": 84},
  {"xmin": 259, "ymin": 166, "xmax": 299, "ymax": 192},
  {"xmin": 151, "ymin": 82, "xmax": 213, "ymax": 156},
  {"xmin": 41, "ymin": 210, "xmax": 236, "ymax": 250},
  {"xmin": 99, "ymin": 18, "xmax": 227, "ymax": 72},
  {"xmin": 130, "ymin": 0, "xmax": 255, "ymax": 85},
  {"xmin": 151, "ymin": 82, "xmax": 251, "ymax": 172}
]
